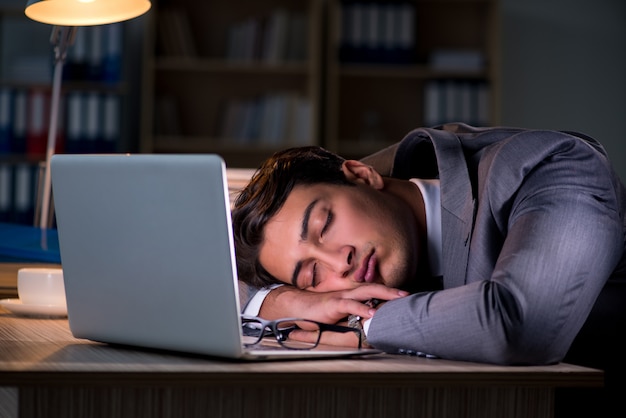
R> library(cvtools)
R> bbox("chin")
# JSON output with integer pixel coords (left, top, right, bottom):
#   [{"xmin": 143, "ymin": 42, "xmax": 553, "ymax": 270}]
[{"xmin": 381, "ymin": 266, "xmax": 410, "ymax": 289}]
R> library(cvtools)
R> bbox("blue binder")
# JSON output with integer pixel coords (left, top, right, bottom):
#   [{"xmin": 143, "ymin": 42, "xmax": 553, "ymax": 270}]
[{"xmin": 0, "ymin": 222, "xmax": 61, "ymax": 263}]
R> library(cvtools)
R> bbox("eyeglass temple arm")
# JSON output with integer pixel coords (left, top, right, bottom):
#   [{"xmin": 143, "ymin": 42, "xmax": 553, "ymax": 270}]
[{"xmin": 318, "ymin": 323, "xmax": 363, "ymax": 349}]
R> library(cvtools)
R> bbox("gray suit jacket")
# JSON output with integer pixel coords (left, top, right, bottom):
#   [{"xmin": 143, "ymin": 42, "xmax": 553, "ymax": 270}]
[{"xmin": 361, "ymin": 123, "xmax": 626, "ymax": 365}]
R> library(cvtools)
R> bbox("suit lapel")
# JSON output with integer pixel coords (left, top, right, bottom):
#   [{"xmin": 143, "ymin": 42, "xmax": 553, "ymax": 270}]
[
  {"xmin": 363, "ymin": 128, "xmax": 476, "ymax": 289},
  {"xmin": 429, "ymin": 130, "xmax": 476, "ymax": 289}
]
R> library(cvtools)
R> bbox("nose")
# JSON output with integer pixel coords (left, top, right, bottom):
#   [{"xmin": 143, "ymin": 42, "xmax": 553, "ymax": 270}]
[{"xmin": 314, "ymin": 245, "xmax": 354, "ymax": 278}]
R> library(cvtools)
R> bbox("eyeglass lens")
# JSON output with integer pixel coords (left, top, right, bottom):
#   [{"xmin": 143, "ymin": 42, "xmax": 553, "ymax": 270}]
[
  {"xmin": 274, "ymin": 320, "xmax": 321, "ymax": 349},
  {"xmin": 242, "ymin": 318, "xmax": 322, "ymax": 349}
]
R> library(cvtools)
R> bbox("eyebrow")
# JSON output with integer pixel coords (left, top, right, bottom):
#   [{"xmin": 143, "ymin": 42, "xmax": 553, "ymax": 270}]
[{"xmin": 290, "ymin": 199, "xmax": 319, "ymax": 287}]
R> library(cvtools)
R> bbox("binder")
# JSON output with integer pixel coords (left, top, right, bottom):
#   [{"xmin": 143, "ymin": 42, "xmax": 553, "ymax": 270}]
[
  {"xmin": 11, "ymin": 90, "xmax": 27, "ymax": 154},
  {"xmin": 12, "ymin": 163, "xmax": 35, "ymax": 225},
  {"xmin": 0, "ymin": 88, "xmax": 12, "ymax": 154},
  {"xmin": 0, "ymin": 221, "xmax": 60, "ymax": 263},
  {"xmin": 0, "ymin": 164, "xmax": 12, "ymax": 222},
  {"xmin": 25, "ymin": 90, "xmax": 48, "ymax": 156}
]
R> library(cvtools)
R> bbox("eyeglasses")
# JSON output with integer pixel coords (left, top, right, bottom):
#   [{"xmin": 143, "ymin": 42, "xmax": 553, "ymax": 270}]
[{"xmin": 241, "ymin": 315, "xmax": 363, "ymax": 350}]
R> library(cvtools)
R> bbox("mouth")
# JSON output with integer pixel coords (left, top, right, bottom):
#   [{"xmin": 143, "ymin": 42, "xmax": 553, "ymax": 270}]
[{"xmin": 355, "ymin": 249, "xmax": 377, "ymax": 283}]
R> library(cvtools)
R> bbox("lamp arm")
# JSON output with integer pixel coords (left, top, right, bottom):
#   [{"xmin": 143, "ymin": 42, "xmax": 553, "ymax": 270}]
[
  {"xmin": 37, "ymin": 26, "xmax": 77, "ymax": 229},
  {"xmin": 50, "ymin": 26, "xmax": 77, "ymax": 64}
]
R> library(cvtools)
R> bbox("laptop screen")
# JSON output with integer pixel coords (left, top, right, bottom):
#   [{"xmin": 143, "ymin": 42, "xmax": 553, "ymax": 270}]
[{"xmin": 51, "ymin": 154, "xmax": 246, "ymax": 357}]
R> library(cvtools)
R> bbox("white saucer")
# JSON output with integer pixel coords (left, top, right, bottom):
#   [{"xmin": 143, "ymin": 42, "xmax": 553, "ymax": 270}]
[{"xmin": 0, "ymin": 298, "xmax": 67, "ymax": 318}]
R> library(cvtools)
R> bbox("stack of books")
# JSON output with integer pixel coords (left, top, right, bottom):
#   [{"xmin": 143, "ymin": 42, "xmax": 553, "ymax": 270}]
[
  {"xmin": 225, "ymin": 8, "xmax": 308, "ymax": 64},
  {"xmin": 219, "ymin": 93, "xmax": 312, "ymax": 147},
  {"xmin": 338, "ymin": 1, "xmax": 416, "ymax": 64}
]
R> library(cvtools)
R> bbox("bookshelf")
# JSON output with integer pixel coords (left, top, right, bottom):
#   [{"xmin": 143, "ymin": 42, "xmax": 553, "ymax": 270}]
[
  {"xmin": 0, "ymin": 2, "xmax": 142, "ymax": 226},
  {"xmin": 140, "ymin": 0, "xmax": 500, "ymax": 166},
  {"xmin": 325, "ymin": 0, "xmax": 500, "ymax": 159},
  {"xmin": 140, "ymin": 0, "xmax": 322, "ymax": 168}
]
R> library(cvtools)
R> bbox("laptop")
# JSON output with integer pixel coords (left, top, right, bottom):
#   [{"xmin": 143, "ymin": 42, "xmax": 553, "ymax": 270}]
[{"xmin": 50, "ymin": 154, "xmax": 380, "ymax": 360}]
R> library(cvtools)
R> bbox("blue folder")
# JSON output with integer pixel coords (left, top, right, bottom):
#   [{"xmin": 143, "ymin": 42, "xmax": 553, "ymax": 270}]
[{"xmin": 0, "ymin": 222, "xmax": 61, "ymax": 263}]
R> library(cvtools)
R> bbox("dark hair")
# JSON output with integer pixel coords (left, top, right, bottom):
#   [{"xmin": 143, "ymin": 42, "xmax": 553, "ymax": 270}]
[{"xmin": 232, "ymin": 146, "xmax": 353, "ymax": 288}]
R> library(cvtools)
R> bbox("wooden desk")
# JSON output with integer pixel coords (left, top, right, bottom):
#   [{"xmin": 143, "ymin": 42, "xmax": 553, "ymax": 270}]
[{"xmin": 0, "ymin": 314, "xmax": 602, "ymax": 418}]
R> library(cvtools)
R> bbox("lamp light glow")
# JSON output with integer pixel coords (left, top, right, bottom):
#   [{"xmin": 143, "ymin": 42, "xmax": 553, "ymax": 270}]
[{"xmin": 25, "ymin": 0, "xmax": 151, "ymax": 26}]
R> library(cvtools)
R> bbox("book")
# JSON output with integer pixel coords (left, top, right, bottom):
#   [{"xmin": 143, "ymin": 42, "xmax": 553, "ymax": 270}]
[
  {"xmin": 423, "ymin": 80, "xmax": 443, "ymax": 127},
  {"xmin": 84, "ymin": 92, "xmax": 101, "ymax": 153},
  {"xmin": 87, "ymin": 25, "xmax": 104, "ymax": 81},
  {"xmin": 102, "ymin": 23, "xmax": 123, "ymax": 83},
  {"xmin": 65, "ymin": 92, "xmax": 84, "ymax": 153},
  {"xmin": 11, "ymin": 90, "xmax": 27, "ymax": 154},
  {"xmin": 0, "ymin": 88, "xmax": 12, "ymax": 154},
  {"xmin": 154, "ymin": 96, "xmax": 181, "ymax": 136},
  {"xmin": 157, "ymin": 8, "xmax": 197, "ymax": 57},
  {"xmin": 25, "ymin": 89, "xmax": 48, "ymax": 156},
  {"xmin": 65, "ymin": 27, "xmax": 88, "ymax": 81},
  {"xmin": 396, "ymin": 2, "xmax": 416, "ymax": 64},
  {"xmin": 102, "ymin": 94, "xmax": 120, "ymax": 153},
  {"xmin": 339, "ymin": 1, "xmax": 416, "ymax": 64},
  {"xmin": 0, "ymin": 164, "xmax": 12, "ymax": 222},
  {"xmin": 288, "ymin": 96, "xmax": 312, "ymax": 145},
  {"xmin": 262, "ymin": 9, "xmax": 289, "ymax": 64},
  {"xmin": 423, "ymin": 80, "xmax": 491, "ymax": 126},
  {"xmin": 170, "ymin": 8, "xmax": 198, "ymax": 57},
  {"xmin": 12, "ymin": 163, "xmax": 35, "ymax": 225},
  {"xmin": 285, "ymin": 13, "xmax": 308, "ymax": 62}
]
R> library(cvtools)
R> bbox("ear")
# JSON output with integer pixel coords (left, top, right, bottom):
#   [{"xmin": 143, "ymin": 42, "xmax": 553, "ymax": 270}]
[{"xmin": 341, "ymin": 160, "xmax": 385, "ymax": 190}]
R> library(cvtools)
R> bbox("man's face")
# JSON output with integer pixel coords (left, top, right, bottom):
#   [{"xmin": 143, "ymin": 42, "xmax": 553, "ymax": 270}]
[{"xmin": 258, "ymin": 181, "xmax": 419, "ymax": 292}]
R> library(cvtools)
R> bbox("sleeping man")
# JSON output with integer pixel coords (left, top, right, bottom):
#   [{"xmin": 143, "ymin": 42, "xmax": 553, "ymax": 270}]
[{"xmin": 232, "ymin": 123, "xmax": 626, "ymax": 366}]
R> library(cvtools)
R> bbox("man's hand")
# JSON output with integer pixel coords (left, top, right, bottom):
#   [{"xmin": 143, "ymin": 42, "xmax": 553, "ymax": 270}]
[{"xmin": 258, "ymin": 283, "xmax": 406, "ymax": 325}]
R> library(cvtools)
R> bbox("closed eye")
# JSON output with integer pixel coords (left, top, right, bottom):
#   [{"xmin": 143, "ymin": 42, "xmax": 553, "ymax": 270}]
[
  {"xmin": 321, "ymin": 210, "xmax": 333, "ymax": 238},
  {"xmin": 311, "ymin": 262, "xmax": 318, "ymax": 288},
  {"xmin": 311, "ymin": 211, "xmax": 332, "ymax": 288}
]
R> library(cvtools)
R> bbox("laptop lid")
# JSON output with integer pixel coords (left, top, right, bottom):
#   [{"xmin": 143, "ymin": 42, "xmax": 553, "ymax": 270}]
[
  {"xmin": 51, "ymin": 154, "xmax": 248, "ymax": 358},
  {"xmin": 51, "ymin": 154, "xmax": 378, "ymax": 360}
]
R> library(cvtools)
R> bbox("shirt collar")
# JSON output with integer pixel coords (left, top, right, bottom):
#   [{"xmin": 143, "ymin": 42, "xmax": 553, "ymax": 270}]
[{"xmin": 409, "ymin": 178, "xmax": 442, "ymax": 276}]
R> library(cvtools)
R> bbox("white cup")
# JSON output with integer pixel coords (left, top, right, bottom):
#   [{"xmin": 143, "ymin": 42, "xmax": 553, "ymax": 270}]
[{"xmin": 17, "ymin": 268, "xmax": 66, "ymax": 307}]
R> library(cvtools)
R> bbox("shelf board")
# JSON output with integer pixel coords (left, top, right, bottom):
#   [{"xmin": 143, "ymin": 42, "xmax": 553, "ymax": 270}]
[
  {"xmin": 0, "ymin": 79, "xmax": 127, "ymax": 94},
  {"xmin": 0, "ymin": 154, "xmax": 45, "ymax": 164},
  {"xmin": 153, "ymin": 135, "xmax": 284, "ymax": 167},
  {"xmin": 154, "ymin": 57, "xmax": 310, "ymax": 75},
  {"xmin": 337, "ymin": 64, "xmax": 488, "ymax": 80},
  {"xmin": 417, "ymin": 0, "xmax": 492, "ymax": 3},
  {"xmin": 153, "ymin": 135, "xmax": 285, "ymax": 153}
]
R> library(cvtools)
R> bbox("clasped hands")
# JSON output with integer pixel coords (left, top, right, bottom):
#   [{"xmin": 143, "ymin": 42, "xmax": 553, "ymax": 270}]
[{"xmin": 258, "ymin": 283, "xmax": 408, "ymax": 348}]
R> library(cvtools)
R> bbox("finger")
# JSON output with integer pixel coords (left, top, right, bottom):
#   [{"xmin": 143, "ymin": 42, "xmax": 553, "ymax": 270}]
[
  {"xmin": 289, "ymin": 329, "xmax": 359, "ymax": 348},
  {"xmin": 342, "ymin": 283, "xmax": 408, "ymax": 302},
  {"xmin": 288, "ymin": 329, "xmax": 320, "ymax": 344},
  {"xmin": 336, "ymin": 298, "xmax": 380, "ymax": 319},
  {"xmin": 294, "ymin": 319, "xmax": 319, "ymax": 331}
]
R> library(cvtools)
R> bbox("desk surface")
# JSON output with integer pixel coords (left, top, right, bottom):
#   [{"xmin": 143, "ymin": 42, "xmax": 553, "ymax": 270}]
[{"xmin": 0, "ymin": 313, "xmax": 603, "ymax": 389}]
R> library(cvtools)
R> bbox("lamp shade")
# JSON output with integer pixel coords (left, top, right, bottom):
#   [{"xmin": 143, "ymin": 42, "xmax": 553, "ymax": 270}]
[{"xmin": 25, "ymin": 0, "xmax": 151, "ymax": 26}]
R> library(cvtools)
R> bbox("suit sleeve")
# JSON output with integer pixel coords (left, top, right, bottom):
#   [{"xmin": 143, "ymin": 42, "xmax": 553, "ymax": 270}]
[{"xmin": 367, "ymin": 134, "xmax": 625, "ymax": 365}]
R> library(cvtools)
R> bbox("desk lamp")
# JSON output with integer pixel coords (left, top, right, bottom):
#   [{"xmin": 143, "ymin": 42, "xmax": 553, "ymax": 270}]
[{"xmin": 24, "ymin": 0, "xmax": 151, "ymax": 229}]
